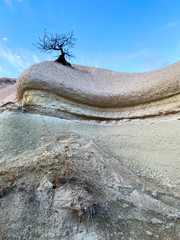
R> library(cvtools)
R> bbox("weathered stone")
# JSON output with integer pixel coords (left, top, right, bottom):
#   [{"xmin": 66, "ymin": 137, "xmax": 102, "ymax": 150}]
[
  {"xmin": 0, "ymin": 78, "xmax": 16, "ymax": 90},
  {"xmin": 0, "ymin": 84, "xmax": 16, "ymax": 107},
  {"xmin": 1, "ymin": 61, "xmax": 180, "ymax": 239},
  {"xmin": 16, "ymin": 61, "xmax": 180, "ymax": 119},
  {"xmin": 0, "ymin": 134, "xmax": 179, "ymax": 239},
  {"xmin": 0, "ymin": 111, "xmax": 180, "ymax": 197}
]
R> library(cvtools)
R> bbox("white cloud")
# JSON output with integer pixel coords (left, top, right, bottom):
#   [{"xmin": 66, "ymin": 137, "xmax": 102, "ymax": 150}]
[
  {"xmin": 4, "ymin": 0, "xmax": 23, "ymax": 7},
  {"xmin": 0, "ymin": 47, "xmax": 26, "ymax": 71},
  {"xmin": 142, "ymin": 56, "xmax": 170, "ymax": 70},
  {"xmin": 166, "ymin": 21, "xmax": 179, "ymax": 29},
  {"xmin": 32, "ymin": 54, "xmax": 39, "ymax": 63},
  {"xmin": 2, "ymin": 37, "xmax": 8, "ymax": 41},
  {"xmin": 0, "ymin": 65, "xmax": 3, "ymax": 74},
  {"xmin": 4, "ymin": 0, "xmax": 12, "ymax": 7},
  {"xmin": 76, "ymin": 48, "xmax": 148, "ymax": 73},
  {"xmin": 126, "ymin": 49, "xmax": 147, "ymax": 59},
  {"xmin": 0, "ymin": 45, "xmax": 40, "ymax": 72}
]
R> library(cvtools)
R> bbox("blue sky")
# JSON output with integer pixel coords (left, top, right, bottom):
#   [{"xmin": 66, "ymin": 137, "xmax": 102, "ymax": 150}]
[{"xmin": 0, "ymin": 0, "xmax": 180, "ymax": 77}]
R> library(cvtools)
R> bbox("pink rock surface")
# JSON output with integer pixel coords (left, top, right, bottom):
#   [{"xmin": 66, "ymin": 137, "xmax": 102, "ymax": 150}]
[{"xmin": 0, "ymin": 84, "xmax": 16, "ymax": 107}]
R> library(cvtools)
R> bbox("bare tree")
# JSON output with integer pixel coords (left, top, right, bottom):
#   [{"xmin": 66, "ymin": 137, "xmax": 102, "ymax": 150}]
[{"xmin": 34, "ymin": 29, "xmax": 76, "ymax": 66}]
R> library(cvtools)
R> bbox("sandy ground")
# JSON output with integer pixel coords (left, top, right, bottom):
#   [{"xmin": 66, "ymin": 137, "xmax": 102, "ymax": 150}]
[{"xmin": 0, "ymin": 78, "xmax": 16, "ymax": 108}]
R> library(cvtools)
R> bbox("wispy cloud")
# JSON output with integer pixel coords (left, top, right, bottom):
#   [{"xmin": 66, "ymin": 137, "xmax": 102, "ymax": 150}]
[
  {"xmin": 76, "ymin": 48, "xmax": 147, "ymax": 72},
  {"xmin": 165, "ymin": 21, "xmax": 179, "ymax": 29},
  {"xmin": 126, "ymin": 49, "xmax": 147, "ymax": 59},
  {"xmin": 4, "ymin": 0, "xmax": 23, "ymax": 7},
  {"xmin": 0, "ymin": 65, "xmax": 3, "ymax": 74},
  {"xmin": 4, "ymin": 0, "xmax": 12, "ymax": 7},
  {"xmin": 2, "ymin": 37, "xmax": 8, "ymax": 41},
  {"xmin": 0, "ymin": 45, "xmax": 40, "ymax": 72},
  {"xmin": 142, "ymin": 56, "xmax": 169, "ymax": 70},
  {"xmin": 154, "ymin": 20, "xmax": 180, "ymax": 33}
]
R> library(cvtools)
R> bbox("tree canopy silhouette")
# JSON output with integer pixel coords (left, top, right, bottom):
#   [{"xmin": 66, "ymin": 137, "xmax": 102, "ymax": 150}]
[{"xmin": 35, "ymin": 29, "xmax": 76, "ymax": 66}]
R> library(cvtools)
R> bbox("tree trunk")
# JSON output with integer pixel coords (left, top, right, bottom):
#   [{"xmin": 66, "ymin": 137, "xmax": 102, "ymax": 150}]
[{"xmin": 55, "ymin": 54, "xmax": 71, "ymax": 66}]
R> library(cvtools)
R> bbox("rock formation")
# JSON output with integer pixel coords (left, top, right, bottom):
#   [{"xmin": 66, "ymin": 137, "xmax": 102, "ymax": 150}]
[
  {"xmin": 0, "ymin": 78, "xmax": 16, "ymax": 110},
  {"xmin": 16, "ymin": 61, "xmax": 180, "ymax": 119},
  {"xmin": 0, "ymin": 134, "xmax": 180, "ymax": 239},
  {"xmin": 0, "ymin": 62, "xmax": 180, "ymax": 239}
]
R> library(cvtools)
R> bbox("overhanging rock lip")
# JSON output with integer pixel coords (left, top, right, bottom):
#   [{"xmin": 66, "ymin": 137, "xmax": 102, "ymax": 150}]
[
  {"xmin": 16, "ymin": 61, "xmax": 180, "ymax": 108},
  {"xmin": 19, "ymin": 89, "xmax": 180, "ymax": 120}
]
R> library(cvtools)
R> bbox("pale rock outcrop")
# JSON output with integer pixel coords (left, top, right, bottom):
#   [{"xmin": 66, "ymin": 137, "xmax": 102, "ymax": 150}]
[
  {"xmin": 0, "ymin": 111, "xmax": 180, "ymax": 198},
  {"xmin": 14, "ymin": 61, "xmax": 180, "ymax": 194},
  {"xmin": 16, "ymin": 61, "xmax": 180, "ymax": 119},
  {"xmin": 0, "ymin": 84, "xmax": 16, "ymax": 107},
  {"xmin": 0, "ymin": 134, "xmax": 179, "ymax": 239},
  {"xmin": 0, "ymin": 78, "xmax": 16, "ymax": 90},
  {"xmin": 0, "ymin": 62, "xmax": 180, "ymax": 239},
  {"xmin": 0, "ymin": 78, "xmax": 16, "ymax": 110}
]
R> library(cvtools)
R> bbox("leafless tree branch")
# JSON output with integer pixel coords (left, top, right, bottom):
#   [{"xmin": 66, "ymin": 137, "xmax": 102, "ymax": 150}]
[{"xmin": 34, "ymin": 29, "xmax": 76, "ymax": 66}]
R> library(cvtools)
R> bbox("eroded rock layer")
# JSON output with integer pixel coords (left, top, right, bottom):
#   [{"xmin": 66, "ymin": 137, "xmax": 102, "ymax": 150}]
[
  {"xmin": 1, "ymin": 62, "xmax": 180, "ymax": 239},
  {"xmin": 0, "ymin": 134, "xmax": 179, "ymax": 239},
  {"xmin": 16, "ymin": 61, "xmax": 180, "ymax": 119},
  {"xmin": 0, "ymin": 111, "xmax": 180, "ymax": 197}
]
